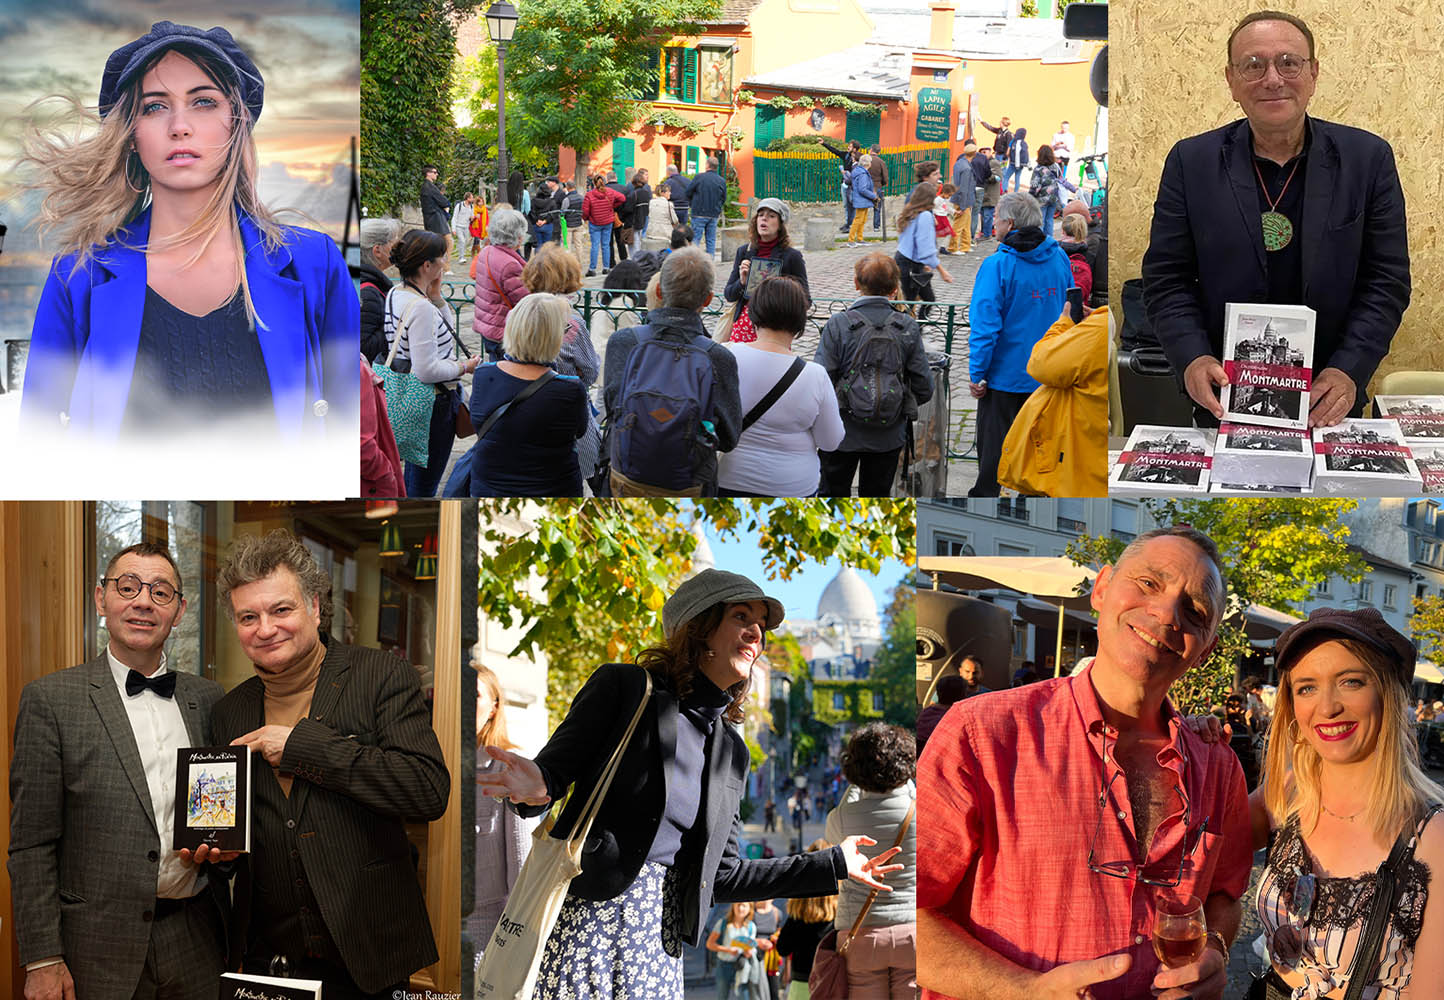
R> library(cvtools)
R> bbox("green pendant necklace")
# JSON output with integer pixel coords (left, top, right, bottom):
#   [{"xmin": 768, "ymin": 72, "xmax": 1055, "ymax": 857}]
[{"xmin": 1254, "ymin": 157, "xmax": 1302, "ymax": 252}]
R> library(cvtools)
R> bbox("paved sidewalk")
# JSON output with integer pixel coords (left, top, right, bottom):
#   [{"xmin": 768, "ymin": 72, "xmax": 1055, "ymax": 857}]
[{"xmin": 432, "ymin": 220, "xmax": 1029, "ymax": 498}]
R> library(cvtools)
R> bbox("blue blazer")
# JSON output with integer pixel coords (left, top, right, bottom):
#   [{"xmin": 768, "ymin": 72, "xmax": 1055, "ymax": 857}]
[
  {"xmin": 1142, "ymin": 117, "xmax": 1410, "ymax": 397},
  {"xmin": 21, "ymin": 206, "xmax": 359, "ymax": 438}
]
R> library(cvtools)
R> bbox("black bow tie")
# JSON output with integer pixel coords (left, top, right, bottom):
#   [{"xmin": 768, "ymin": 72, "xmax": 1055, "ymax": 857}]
[{"xmin": 126, "ymin": 669, "xmax": 176, "ymax": 699}]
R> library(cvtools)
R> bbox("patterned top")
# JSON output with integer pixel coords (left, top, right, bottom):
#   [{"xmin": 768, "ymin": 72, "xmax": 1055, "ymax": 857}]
[{"xmin": 1255, "ymin": 807, "xmax": 1439, "ymax": 999}]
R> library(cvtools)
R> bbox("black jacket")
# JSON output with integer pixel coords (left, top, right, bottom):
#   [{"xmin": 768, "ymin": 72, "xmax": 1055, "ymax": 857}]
[
  {"xmin": 420, "ymin": 180, "xmax": 450, "ymax": 235},
  {"xmin": 358, "ymin": 259, "xmax": 391, "ymax": 364},
  {"xmin": 517, "ymin": 664, "xmax": 845, "ymax": 946},
  {"xmin": 560, "ymin": 189, "xmax": 585, "ymax": 227},
  {"xmin": 213, "ymin": 640, "xmax": 449, "ymax": 992},
  {"xmin": 607, "ymin": 182, "xmax": 633, "ymax": 225},
  {"xmin": 668, "ymin": 173, "xmax": 692, "ymax": 210},
  {"xmin": 1142, "ymin": 116, "xmax": 1411, "ymax": 399},
  {"xmin": 724, "ymin": 244, "xmax": 810, "ymax": 321},
  {"xmin": 686, "ymin": 170, "xmax": 728, "ymax": 219}
]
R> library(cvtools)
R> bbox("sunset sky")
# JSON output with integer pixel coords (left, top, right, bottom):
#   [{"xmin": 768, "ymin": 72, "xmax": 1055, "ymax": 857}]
[{"xmin": 0, "ymin": 1, "xmax": 359, "ymax": 251}]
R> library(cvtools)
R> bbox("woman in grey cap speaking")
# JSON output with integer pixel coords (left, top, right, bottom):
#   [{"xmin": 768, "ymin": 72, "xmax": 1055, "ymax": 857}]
[
  {"xmin": 18, "ymin": 21, "xmax": 356, "ymax": 439},
  {"xmin": 1244, "ymin": 607, "xmax": 1444, "ymax": 1000},
  {"xmin": 479, "ymin": 568, "xmax": 903, "ymax": 999},
  {"xmin": 722, "ymin": 198, "xmax": 810, "ymax": 343}
]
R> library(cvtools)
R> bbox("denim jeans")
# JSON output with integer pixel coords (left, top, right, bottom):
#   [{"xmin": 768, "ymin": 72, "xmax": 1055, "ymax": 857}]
[
  {"xmin": 1002, "ymin": 165, "xmax": 1023, "ymax": 191},
  {"xmin": 692, "ymin": 215, "xmax": 719, "ymax": 255},
  {"xmin": 588, "ymin": 222, "xmax": 612, "ymax": 270},
  {"xmin": 873, "ymin": 199, "xmax": 884, "ymax": 230},
  {"xmin": 978, "ymin": 206, "xmax": 995, "ymax": 237}
]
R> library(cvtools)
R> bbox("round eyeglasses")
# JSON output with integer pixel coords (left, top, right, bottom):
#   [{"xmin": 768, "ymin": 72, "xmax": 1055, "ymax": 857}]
[
  {"xmin": 1233, "ymin": 53, "xmax": 1312, "ymax": 82},
  {"xmin": 102, "ymin": 573, "xmax": 181, "ymax": 605}
]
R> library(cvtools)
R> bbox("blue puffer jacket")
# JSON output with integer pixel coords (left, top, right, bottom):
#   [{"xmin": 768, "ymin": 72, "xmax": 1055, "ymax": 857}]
[
  {"xmin": 848, "ymin": 164, "xmax": 877, "ymax": 208},
  {"xmin": 968, "ymin": 226, "xmax": 1073, "ymax": 393}
]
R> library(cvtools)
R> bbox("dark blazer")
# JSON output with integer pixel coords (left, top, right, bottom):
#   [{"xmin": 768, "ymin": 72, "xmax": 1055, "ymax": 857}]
[
  {"xmin": 517, "ymin": 664, "xmax": 845, "ymax": 947},
  {"xmin": 212, "ymin": 640, "xmax": 450, "ymax": 992},
  {"xmin": 8, "ymin": 655, "xmax": 228, "ymax": 997},
  {"xmin": 1142, "ymin": 116, "xmax": 1411, "ymax": 398},
  {"xmin": 724, "ymin": 245, "xmax": 810, "ymax": 322}
]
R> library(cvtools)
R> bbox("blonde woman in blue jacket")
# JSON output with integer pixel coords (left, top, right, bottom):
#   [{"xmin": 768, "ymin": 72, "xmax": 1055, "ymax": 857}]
[{"xmin": 18, "ymin": 21, "xmax": 357, "ymax": 439}]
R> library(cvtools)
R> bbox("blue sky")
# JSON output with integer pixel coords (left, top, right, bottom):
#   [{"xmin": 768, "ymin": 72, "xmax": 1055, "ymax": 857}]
[{"xmin": 699, "ymin": 521, "xmax": 912, "ymax": 624}]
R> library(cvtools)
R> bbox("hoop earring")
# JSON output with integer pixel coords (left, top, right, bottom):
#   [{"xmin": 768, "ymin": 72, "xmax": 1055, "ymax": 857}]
[
  {"xmin": 124, "ymin": 150, "xmax": 146, "ymax": 194},
  {"xmin": 1288, "ymin": 719, "xmax": 1303, "ymax": 744}
]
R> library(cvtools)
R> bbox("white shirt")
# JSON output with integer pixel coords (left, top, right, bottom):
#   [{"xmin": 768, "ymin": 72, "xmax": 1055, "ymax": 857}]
[
  {"xmin": 107, "ymin": 648, "xmax": 200, "ymax": 900},
  {"xmin": 1051, "ymin": 130, "xmax": 1074, "ymax": 158},
  {"xmin": 452, "ymin": 202, "xmax": 472, "ymax": 231},
  {"xmin": 719, "ymin": 345, "xmax": 845, "ymax": 495}
]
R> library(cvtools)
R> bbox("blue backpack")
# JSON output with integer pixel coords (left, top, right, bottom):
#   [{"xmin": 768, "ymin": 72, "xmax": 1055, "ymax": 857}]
[{"xmin": 609, "ymin": 327, "xmax": 718, "ymax": 490}]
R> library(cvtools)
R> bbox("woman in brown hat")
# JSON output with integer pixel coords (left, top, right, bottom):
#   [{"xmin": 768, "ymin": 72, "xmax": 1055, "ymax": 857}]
[
  {"xmin": 1247, "ymin": 608, "xmax": 1444, "ymax": 999},
  {"xmin": 478, "ymin": 568, "xmax": 902, "ymax": 1000}
]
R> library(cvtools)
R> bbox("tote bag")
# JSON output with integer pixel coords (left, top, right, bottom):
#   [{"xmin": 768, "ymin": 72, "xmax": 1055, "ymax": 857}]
[
  {"xmin": 375, "ymin": 289, "xmax": 439, "ymax": 465},
  {"xmin": 475, "ymin": 669, "xmax": 653, "ymax": 1000}
]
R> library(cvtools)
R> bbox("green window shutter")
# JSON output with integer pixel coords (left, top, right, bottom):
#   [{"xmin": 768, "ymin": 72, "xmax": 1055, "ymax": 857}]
[
  {"xmin": 664, "ymin": 48, "xmax": 682, "ymax": 100},
  {"xmin": 686, "ymin": 145, "xmax": 701, "ymax": 174},
  {"xmin": 613, "ymin": 137, "xmax": 635, "ymax": 170},
  {"xmin": 683, "ymin": 49, "xmax": 698, "ymax": 104},
  {"xmin": 846, "ymin": 110, "xmax": 880, "ymax": 149},
  {"xmin": 648, "ymin": 48, "xmax": 661, "ymax": 100},
  {"xmin": 755, "ymin": 106, "xmax": 784, "ymax": 151}
]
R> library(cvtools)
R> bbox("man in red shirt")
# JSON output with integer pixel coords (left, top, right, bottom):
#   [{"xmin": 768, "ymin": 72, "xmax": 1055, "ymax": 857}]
[{"xmin": 917, "ymin": 526, "xmax": 1253, "ymax": 1000}]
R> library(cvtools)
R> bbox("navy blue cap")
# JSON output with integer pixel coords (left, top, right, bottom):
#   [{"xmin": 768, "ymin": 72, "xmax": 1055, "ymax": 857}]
[{"xmin": 99, "ymin": 21, "xmax": 263, "ymax": 126}]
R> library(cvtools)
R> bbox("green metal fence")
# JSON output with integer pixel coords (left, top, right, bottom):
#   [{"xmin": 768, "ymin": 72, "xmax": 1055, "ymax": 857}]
[
  {"xmin": 752, "ymin": 142, "xmax": 951, "ymax": 203},
  {"xmin": 437, "ymin": 284, "xmax": 970, "ymax": 356}
]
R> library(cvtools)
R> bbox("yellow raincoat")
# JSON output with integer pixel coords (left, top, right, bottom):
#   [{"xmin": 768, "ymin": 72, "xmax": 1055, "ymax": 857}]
[{"xmin": 998, "ymin": 306, "xmax": 1110, "ymax": 496}]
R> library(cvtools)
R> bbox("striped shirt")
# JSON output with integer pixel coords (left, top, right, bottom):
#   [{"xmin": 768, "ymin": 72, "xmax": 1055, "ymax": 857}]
[{"xmin": 384, "ymin": 285, "xmax": 463, "ymax": 386}]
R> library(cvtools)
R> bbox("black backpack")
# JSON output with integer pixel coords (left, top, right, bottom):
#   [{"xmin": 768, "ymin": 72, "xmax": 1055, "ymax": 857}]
[{"xmin": 834, "ymin": 310, "xmax": 913, "ymax": 424}]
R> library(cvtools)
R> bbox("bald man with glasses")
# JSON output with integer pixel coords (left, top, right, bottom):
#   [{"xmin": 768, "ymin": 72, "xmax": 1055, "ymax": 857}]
[
  {"xmin": 916, "ymin": 527, "xmax": 1254, "ymax": 1000},
  {"xmin": 9, "ymin": 542, "xmax": 229, "ymax": 1000},
  {"xmin": 1142, "ymin": 10, "xmax": 1410, "ymax": 432}
]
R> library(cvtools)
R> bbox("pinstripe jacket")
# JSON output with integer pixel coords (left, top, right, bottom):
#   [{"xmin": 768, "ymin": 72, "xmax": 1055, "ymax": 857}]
[
  {"xmin": 7, "ymin": 653, "xmax": 228, "ymax": 998},
  {"xmin": 212, "ymin": 639, "xmax": 449, "ymax": 992}
]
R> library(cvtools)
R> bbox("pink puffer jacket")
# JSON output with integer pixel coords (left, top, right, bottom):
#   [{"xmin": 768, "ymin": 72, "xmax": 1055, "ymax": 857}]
[{"xmin": 471, "ymin": 243, "xmax": 529, "ymax": 344}]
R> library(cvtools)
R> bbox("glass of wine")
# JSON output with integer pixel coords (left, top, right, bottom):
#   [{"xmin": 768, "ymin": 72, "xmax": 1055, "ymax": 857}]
[{"xmin": 1152, "ymin": 892, "xmax": 1206, "ymax": 969}]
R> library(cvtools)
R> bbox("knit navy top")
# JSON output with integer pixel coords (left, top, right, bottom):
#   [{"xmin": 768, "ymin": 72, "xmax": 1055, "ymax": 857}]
[
  {"xmin": 646, "ymin": 673, "xmax": 732, "ymax": 866},
  {"xmin": 122, "ymin": 287, "xmax": 273, "ymax": 431}
]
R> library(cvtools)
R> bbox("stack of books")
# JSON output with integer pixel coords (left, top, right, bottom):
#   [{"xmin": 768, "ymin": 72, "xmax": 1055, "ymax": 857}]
[
  {"xmin": 1210, "ymin": 422, "xmax": 1313, "ymax": 492},
  {"xmin": 1109, "ymin": 426, "xmax": 1215, "ymax": 495},
  {"xmin": 1312, "ymin": 418, "xmax": 1423, "ymax": 495},
  {"xmin": 1376, "ymin": 395, "xmax": 1444, "ymax": 493}
]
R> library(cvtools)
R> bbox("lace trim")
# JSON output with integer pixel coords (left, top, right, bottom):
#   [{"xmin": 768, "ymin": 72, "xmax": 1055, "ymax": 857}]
[{"xmin": 1268, "ymin": 814, "xmax": 1433, "ymax": 945}]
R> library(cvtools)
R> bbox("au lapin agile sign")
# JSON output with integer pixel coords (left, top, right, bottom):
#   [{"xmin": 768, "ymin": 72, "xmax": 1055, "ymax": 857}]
[{"xmin": 916, "ymin": 87, "xmax": 951, "ymax": 141}]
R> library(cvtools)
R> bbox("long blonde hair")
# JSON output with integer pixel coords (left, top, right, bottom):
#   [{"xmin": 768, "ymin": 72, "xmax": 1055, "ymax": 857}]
[
  {"xmin": 1263, "ymin": 636, "xmax": 1444, "ymax": 843},
  {"xmin": 476, "ymin": 665, "xmax": 516, "ymax": 751},
  {"xmin": 18, "ymin": 45, "xmax": 287, "ymax": 322},
  {"xmin": 785, "ymin": 838, "xmax": 838, "ymax": 922}
]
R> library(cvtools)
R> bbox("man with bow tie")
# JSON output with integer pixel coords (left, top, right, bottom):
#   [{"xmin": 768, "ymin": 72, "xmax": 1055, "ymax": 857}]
[{"xmin": 9, "ymin": 542, "xmax": 229, "ymax": 1000}]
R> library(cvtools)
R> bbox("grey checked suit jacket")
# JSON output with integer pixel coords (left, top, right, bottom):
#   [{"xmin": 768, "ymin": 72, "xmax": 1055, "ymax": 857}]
[
  {"xmin": 8, "ymin": 653, "xmax": 228, "ymax": 997},
  {"xmin": 212, "ymin": 639, "xmax": 449, "ymax": 993}
]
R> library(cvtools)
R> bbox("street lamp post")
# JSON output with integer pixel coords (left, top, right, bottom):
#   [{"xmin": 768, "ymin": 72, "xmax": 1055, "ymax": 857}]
[{"xmin": 484, "ymin": 1, "xmax": 519, "ymax": 203}]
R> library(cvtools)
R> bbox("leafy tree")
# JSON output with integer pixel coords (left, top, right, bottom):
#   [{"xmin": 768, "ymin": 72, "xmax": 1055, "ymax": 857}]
[
  {"xmin": 503, "ymin": 0, "xmax": 722, "ymax": 179},
  {"xmin": 871, "ymin": 579, "xmax": 919, "ymax": 729},
  {"xmin": 450, "ymin": 49, "xmax": 553, "ymax": 198},
  {"xmin": 477, "ymin": 499, "xmax": 915, "ymax": 721},
  {"xmin": 362, "ymin": 0, "xmax": 483, "ymax": 216},
  {"xmin": 1411, "ymin": 595, "xmax": 1444, "ymax": 663},
  {"xmin": 1067, "ymin": 499, "xmax": 1366, "ymax": 713}
]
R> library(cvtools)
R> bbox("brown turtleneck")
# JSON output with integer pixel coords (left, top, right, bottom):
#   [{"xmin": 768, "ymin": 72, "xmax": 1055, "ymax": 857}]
[{"xmin": 259, "ymin": 637, "xmax": 326, "ymax": 796}]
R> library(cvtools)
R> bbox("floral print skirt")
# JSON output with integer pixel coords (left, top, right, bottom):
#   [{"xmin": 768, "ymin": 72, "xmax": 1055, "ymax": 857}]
[{"xmin": 534, "ymin": 861, "xmax": 683, "ymax": 1000}]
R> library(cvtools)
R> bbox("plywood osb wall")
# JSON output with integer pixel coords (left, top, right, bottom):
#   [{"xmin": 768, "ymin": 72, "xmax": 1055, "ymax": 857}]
[{"xmin": 1110, "ymin": 4, "xmax": 1444, "ymax": 389}]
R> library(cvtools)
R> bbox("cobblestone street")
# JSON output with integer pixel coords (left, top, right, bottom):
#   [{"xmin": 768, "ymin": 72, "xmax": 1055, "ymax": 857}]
[{"xmin": 435, "ymin": 209, "xmax": 1013, "ymax": 497}]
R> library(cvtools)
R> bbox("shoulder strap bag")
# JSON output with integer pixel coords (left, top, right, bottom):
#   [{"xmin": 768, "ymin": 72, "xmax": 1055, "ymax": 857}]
[
  {"xmin": 742, "ymin": 357, "xmax": 806, "ymax": 431},
  {"xmin": 1339, "ymin": 802, "xmax": 1443, "ymax": 1000},
  {"xmin": 475, "ymin": 668, "xmax": 653, "ymax": 1000},
  {"xmin": 484, "ymin": 247, "xmax": 517, "ymax": 309},
  {"xmin": 807, "ymin": 800, "xmax": 916, "ymax": 1000},
  {"xmin": 475, "ymin": 369, "xmax": 559, "ymax": 441}
]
